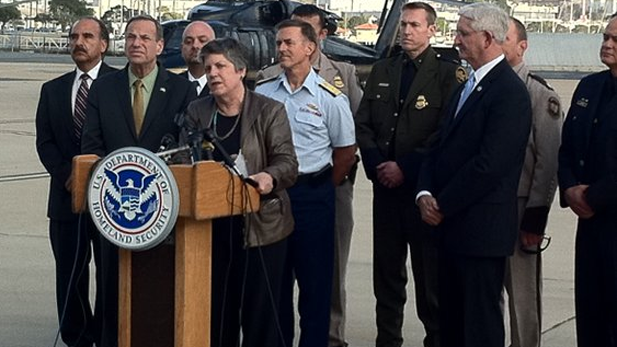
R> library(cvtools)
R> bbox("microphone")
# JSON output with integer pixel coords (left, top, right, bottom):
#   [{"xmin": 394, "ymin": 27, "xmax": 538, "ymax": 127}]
[
  {"xmin": 203, "ymin": 141, "xmax": 215, "ymax": 161},
  {"xmin": 187, "ymin": 130, "xmax": 203, "ymax": 163},
  {"xmin": 158, "ymin": 134, "xmax": 176, "ymax": 153},
  {"xmin": 203, "ymin": 128, "xmax": 258, "ymax": 187},
  {"xmin": 155, "ymin": 144, "xmax": 191, "ymax": 160}
]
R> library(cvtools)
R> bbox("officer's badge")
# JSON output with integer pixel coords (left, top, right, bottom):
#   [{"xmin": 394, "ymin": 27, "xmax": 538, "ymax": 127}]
[
  {"xmin": 576, "ymin": 98, "xmax": 589, "ymax": 108},
  {"xmin": 456, "ymin": 67, "xmax": 468, "ymax": 84},
  {"xmin": 548, "ymin": 96, "xmax": 561, "ymax": 118},
  {"xmin": 333, "ymin": 76, "xmax": 345, "ymax": 89},
  {"xmin": 378, "ymin": 83, "xmax": 389, "ymax": 87},
  {"xmin": 415, "ymin": 95, "xmax": 429, "ymax": 110}
]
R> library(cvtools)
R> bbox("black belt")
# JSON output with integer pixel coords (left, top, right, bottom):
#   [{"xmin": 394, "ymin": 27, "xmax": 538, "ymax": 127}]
[{"xmin": 296, "ymin": 165, "xmax": 332, "ymax": 185}]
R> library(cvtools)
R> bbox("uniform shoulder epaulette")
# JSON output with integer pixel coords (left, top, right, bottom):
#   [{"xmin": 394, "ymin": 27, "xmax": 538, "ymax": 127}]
[
  {"xmin": 319, "ymin": 80, "xmax": 342, "ymax": 97},
  {"xmin": 435, "ymin": 53, "xmax": 461, "ymax": 65},
  {"xmin": 255, "ymin": 75, "xmax": 278, "ymax": 86},
  {"xmin": 528, "ymin": 72, "xmax": 555, "ymax": 91}
]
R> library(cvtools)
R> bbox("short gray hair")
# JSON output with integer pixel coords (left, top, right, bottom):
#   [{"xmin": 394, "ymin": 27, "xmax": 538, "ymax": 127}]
[{"xmin": 459, "ymin": 3, "xmax": 509, "ymax": 43}]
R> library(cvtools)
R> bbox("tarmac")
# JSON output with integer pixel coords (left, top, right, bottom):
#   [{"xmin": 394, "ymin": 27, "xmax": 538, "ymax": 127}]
[{"xmin": 0, "ymin": 53, "xmax": 581, "ymax": 347}]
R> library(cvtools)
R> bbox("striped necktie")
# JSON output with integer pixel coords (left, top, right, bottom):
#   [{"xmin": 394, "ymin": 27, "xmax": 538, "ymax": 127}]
[{"xmin": 74, "ymin": 73, "xmax": 90, "ymax": 141}]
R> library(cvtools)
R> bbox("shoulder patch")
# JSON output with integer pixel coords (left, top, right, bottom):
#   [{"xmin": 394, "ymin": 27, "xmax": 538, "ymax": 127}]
[
  {"xmin": 319, "ymin": 81, "xmax": 342, "ymax": 97},
  {"xmin": 455, "ymin": 67, "xmax": 468, "ymax": 84},
  {"xmin": 255, "ymin": 75, "xmax": 278, "ymax": 86},
  {"xmin": 548, "ymin": 96, "xmax": 561, "ymax": 119},
  {"xmin": 528, "ymin": 72, "xmax": 554, "ymax": 91}
]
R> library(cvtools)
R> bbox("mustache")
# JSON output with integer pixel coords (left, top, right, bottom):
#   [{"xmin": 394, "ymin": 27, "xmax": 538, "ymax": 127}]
[{"xmin": 72, "ymin": 46, "xmax": 87, "ymax": 53}]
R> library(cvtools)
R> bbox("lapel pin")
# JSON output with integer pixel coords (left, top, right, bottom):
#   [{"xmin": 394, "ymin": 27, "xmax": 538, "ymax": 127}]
[{"xmin": 160, "ymin": 87, "xmax": 166, "ymax": 93}]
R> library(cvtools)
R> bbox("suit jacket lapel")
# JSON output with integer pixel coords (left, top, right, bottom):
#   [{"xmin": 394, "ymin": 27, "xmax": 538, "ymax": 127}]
[
  {"xmin": 60, "ymin": 71, "xmax": 76, "ymax": 141},
  {"xmin": 141, "ymin": 67, "xmax": 170, "ymax": 138},
  {"xmin": 453, "ymin": 60, "xmax": 507, "ymax": 125},
  {"xmin": 440, "ymin": 60, "xmax": 509, "ymax": 142},
  {"xmin": 113, "ymin": 67, "xmax": 136, "ymax": 140}
]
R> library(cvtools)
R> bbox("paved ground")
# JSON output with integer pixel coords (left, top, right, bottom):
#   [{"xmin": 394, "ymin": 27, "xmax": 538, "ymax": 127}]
[{"xmin": 0, "ymin": 57, "xmax": 581, "ymax": 347}]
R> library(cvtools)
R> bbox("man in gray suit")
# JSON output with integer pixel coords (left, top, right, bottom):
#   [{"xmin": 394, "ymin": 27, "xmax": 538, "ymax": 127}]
[
  {"xmin": 501, "ymin": 17, "xmax": 562, "ymax": 347},
  {"xmin": 257, "ymin": 5, "xmax": 363, "ymax": 347}
]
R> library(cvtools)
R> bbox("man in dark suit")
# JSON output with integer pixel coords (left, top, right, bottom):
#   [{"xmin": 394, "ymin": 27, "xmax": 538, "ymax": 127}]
[
  {"xmin": 355, "ymin": 3, "xmax": 463, "ymax": 347},
  {"xmin": 416, "ymin": 3, "xmax": 531, "ymax": 347},
  {"xmin": 178, "ymin": 20, "xmax": 215, "ymax": 97},
  {"xmin": 558, "ymin": 14, "xmax": 617, "ymax": 347},
  {"xmin": 36, "ymin": 17, "xmax": 116, "ymax": 347},
  {"xmin": 81, "ymin": 14, "xmax": 196, "ymax": 347}
]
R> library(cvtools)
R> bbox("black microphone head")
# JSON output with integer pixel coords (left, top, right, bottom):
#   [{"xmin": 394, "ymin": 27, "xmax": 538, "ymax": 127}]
[
  {"xmin": 162, "ymin": 133, "xmax": 175, "ymax": 146},
  {"xmin": 158, "ymin": 133, "xmax": 176, "ymax": 152},
  {"xmin": 187, "ymin": 129, "xmax": 203, "ymax": 144},
  {"xmin": 203, "ymin": 128, "xmax": 216, "ymax": 142}
]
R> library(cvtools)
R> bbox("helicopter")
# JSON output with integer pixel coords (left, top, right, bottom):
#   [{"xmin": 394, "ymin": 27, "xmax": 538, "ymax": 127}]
[{"xmin": 158, "ymin": 0, "xmax": 460, "ymax": 85}]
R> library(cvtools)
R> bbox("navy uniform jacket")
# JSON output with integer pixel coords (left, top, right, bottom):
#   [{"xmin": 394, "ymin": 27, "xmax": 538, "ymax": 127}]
[
  {"xmin": 417, "ymin": 59, "xmax": 532, "ymax": 257},
  {"xmin": 82, "ymin": 64, "xmax": 197, "ymax": 156},
  {"xmin": 356, "ymin": 47, "xmax": 462, "ymax": 188},
  {"xmin": 36, "ymin": 63, "xmax": 117, "ymax": 220},
  {"xmin": 559, "ymin": 70, "xmax": 617, "ymax": 214}
]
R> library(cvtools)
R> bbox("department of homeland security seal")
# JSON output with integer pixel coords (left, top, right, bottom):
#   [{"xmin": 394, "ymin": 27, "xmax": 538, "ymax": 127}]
[{"xmin": 88, "ymin": 147, "xmax": 179, "ymax": 251}]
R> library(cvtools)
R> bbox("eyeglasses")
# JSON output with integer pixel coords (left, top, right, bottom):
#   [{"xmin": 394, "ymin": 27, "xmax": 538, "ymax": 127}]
[{"xmin": 519, "ymin": 235, "xmax": 552, "ymax": 255}]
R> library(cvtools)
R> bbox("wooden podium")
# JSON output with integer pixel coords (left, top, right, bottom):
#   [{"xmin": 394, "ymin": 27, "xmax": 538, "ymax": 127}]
[{"xmin": 71, "ymin": 154, "xmax": 260, "ymax": 347}]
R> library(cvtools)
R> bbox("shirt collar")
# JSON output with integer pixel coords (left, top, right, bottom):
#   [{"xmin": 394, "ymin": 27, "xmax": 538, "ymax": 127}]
[
  {"xmin": 276, "ymin": 68, "xmax": 319, "ymax": 96},
  {"xmin": 187, "ymin": 71, "xmax": 207, "ymax": 87},
  {"xmin": 76, "ymin": 60, "xmax": 103, "ymax": 80},
  {"xmin": 469, "ymin": 54, "xmax": 504, "ymax": 86},
  {"xmin": 128, "ymin": 64, "xmax": 159, "ymax": 93},
  {"xmin": 403, "ymin": 46, "xmax": 430, "ymax": 70}
]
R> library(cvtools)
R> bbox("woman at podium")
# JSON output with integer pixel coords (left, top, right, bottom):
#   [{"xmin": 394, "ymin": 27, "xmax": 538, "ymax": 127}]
[{"xmin": 178, "ymin": 37, "xmax": 298, "ymax": 347}]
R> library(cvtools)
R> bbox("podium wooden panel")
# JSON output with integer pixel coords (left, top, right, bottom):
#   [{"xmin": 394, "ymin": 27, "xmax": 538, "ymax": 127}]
[{"xmin": 72, "ymin": 155, "xmax": 260, "ymax": 347}]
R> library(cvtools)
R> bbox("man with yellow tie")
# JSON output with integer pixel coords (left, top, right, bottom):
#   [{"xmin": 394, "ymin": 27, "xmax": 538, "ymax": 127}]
[{"xmin": 81, "ymin": 14, "xmax": 196, "ymax": 347}]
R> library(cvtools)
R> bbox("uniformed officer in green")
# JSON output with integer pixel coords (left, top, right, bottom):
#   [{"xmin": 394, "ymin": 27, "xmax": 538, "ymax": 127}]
[
  {"xmin": 501, "ymin": 17, "xmax": 562, "ymax": 347},
  {"xmin": 257, "ymin": 6, "xmax": 363, "ymax": 347},
  {"xmin": 355, "ymin": 2, "xmax": 463, "ymax": 347}
]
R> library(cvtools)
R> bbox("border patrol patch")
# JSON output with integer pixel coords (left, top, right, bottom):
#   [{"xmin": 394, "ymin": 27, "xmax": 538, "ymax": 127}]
[
  {"xmin": 333, "ymin": 75, "xmax": 345, "ymax": 89},
  {"xmin": 548, "ymin": 96, "xmax": 561, "ymax": 118},
  {"xmin": 456, "ymin": 67, "xmax": 468, "ymax": 84},
  {"xmin": 319, "ymin": 81, "xmax": 342, "ymax": 97}
]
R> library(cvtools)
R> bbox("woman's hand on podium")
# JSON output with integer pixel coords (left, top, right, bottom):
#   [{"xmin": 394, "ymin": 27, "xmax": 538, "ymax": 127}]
[{"xmin": 249, "ymin": 172, "xmax": 274, "ymax": 195}]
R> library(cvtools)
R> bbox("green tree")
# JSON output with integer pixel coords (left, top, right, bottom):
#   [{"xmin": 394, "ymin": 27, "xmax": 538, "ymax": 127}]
[
  {"xmin": 346, "ymin": 15, "xmax": 367, "ymax": 35},
  {"xmin": 160, "ymin": 12, "xmax": 183, "ymax": 21},
  {"xmin": 49, "ymin": 0, "xmax": 93, "ymax": 30},
  {"xmin": 0, "ymin": 6, "xmax": 21, "ymax": 33}
]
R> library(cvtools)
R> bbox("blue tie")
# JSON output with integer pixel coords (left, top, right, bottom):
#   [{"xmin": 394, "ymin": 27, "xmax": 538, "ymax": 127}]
[{"xmin": 456, "ymin": 72, "xmax": 475, "ymax": 116}]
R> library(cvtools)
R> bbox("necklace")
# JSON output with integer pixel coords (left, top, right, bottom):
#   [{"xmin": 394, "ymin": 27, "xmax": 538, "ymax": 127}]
[{"xmin": 212, "ymin": 109, "xmax": 241, "ymax": 141}]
